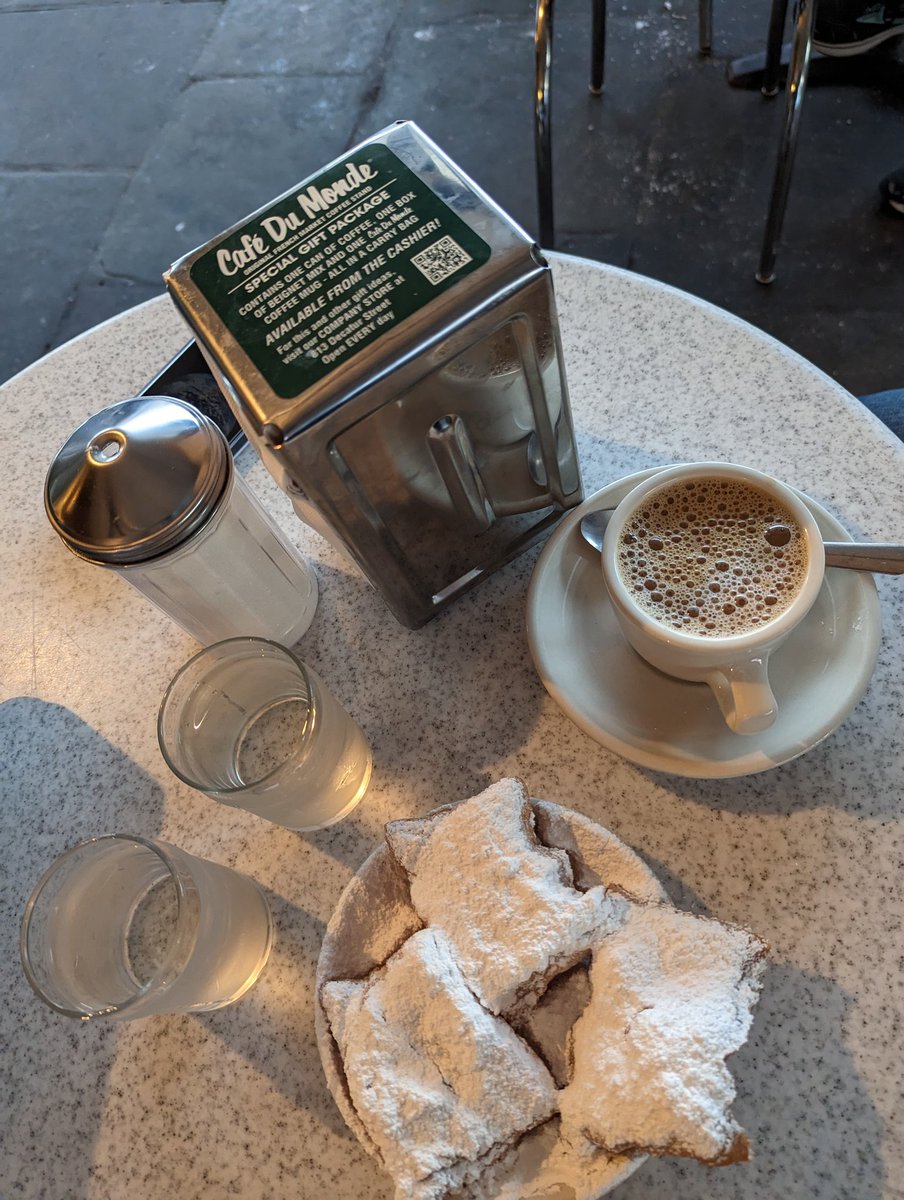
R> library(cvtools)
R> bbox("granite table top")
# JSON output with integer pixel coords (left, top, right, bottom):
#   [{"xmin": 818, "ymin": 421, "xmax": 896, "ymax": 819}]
[{"xmin": 2, "ymin": 254, "xmax": 903, "ymax": 1200}]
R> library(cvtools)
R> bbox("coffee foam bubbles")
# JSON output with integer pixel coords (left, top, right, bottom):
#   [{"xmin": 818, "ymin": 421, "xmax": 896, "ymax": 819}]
[{"xmin": 615, "ymin": 477, "xmax": 808, "ymax": 637}]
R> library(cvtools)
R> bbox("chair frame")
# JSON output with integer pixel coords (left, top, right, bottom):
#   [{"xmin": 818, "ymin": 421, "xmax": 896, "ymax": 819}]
[{"xmin": 757, "ymin": 0, "xmax": 817, "ymax": 283}]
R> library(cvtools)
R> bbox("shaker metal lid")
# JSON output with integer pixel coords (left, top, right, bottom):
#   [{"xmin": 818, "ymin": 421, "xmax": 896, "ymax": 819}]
[{"xmin": 44, "ymin": 395, "xmax": 229, "ymax": 564}]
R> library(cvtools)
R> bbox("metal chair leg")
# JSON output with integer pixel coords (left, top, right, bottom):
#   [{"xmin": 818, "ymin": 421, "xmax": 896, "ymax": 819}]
[
  {"xmin": 534, "ymin": 0, "xmax": 555, "ymax": 248},
  {"xmin": 757, "ymin": 0, "xmax": 816, "ymax": 284},
  {"xmin": 590, "ymin": 0, "xmax": 605, "ymax": 94},
  {"xmin": 699, "ymin": 0, "xmax": 713, "ymax": 56},
  {"xmin": 763, "ymin": 0, "xmax": 790, "ymax": 95}
]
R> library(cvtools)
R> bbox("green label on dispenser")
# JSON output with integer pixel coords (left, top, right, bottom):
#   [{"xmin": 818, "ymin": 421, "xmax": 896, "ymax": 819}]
[{"xmin": 189, "ymin": 144, "xmax": 491, "ymax": 398}]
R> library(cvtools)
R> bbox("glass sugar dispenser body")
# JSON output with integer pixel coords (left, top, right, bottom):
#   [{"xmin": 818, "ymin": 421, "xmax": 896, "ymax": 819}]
[{"xmin": 44, "ymin": 395, "xmax": 318, "ymax": 647}]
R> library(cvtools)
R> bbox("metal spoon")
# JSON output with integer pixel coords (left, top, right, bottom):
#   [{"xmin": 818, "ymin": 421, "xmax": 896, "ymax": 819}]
[{"xmin": 579, "ymin": 508, "xmax": 904, "ymax": 574}]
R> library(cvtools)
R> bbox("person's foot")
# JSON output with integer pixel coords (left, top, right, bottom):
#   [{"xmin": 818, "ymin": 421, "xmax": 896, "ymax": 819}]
[
  {"xmin": 880, "ymin": 163, "xmax": 904, "ymax": 216},
  {"xmin": 813, "ymin": 1, "xmax": 904, "ymax": 56}
]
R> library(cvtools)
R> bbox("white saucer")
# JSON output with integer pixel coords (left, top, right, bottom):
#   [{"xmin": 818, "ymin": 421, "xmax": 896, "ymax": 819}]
[{"xmin": 527, "ymin": 468, "xmax": 882, "ymax": 779}]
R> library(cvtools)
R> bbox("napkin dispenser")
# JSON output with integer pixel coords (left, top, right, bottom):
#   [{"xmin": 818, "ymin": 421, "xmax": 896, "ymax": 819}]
[{"xmin": 164, "ymin": 121, "xmax": 582, "ymax": 628}]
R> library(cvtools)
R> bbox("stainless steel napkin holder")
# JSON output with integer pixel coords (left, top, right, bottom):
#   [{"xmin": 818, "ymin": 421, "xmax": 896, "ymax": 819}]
[{"xmin": 165, "ymin": 120, "xmax": 582, "ymax": 628}]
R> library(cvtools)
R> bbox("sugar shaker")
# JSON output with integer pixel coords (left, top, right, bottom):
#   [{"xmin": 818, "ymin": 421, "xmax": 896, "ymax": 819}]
[{"xmin": 44, "ymin": 395, "xmax": 318, "ymax": 646}]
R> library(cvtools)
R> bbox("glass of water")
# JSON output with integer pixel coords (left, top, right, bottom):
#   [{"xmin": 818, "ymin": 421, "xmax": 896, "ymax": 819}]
[
  {"xmin": 20, "ymin": 835, "xmax": 272, "ymax": 1020},
  {"xmin": 157, "ymin": 637, "xmax": 372, "ymax": 831}
]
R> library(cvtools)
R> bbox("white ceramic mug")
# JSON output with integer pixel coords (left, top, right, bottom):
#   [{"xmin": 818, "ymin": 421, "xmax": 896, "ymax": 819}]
[{"xmin": 601, "ymin": 462, "xmax": 825, "ymax": 735}]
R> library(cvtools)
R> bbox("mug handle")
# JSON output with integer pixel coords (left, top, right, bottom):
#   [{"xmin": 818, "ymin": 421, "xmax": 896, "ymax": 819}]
[{"xmin": 706, "ymin": 659, "xmax": 777, "ymax": 736}]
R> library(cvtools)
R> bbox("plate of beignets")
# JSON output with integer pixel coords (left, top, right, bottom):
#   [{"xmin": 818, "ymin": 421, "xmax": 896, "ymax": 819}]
[{"xmin": 315, "ymin": 779, "xmax": 767, "ymax": 1200}]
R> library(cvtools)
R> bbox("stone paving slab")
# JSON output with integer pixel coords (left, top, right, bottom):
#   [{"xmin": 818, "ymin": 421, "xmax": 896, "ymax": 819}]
[
  {"xmin": 541, "ymin": 17, "xmax": 697, "ymax": 241},
  {"xmin": 51, "ymin": 269, "xmax": 165, "ymax": 355},
  {"xmin": 627, "ymin": 215, "xmax": 902, "ymax": 396},
  {"xmin": 98, "ymin": 74, "xmax": 369, "ymax": 285},
  {"xmin": 0, "ymin": 0, "xmax": 202, "ymax": 9},
  {"xmin": 555, "ymin": 230, "xmax": 634, "ymax": 268},
  {"xmin": 626, "ymin": 77, "xmax": 904, "ymax": 295},
  {"xmin": 194, "ymin": 0, "xmax": 399, "ymax": 77},
  {"xmin": 537, "ymin": 1, "xmax": 779, "ymax": 240},
  {"xmin": 0, "ymin": 170, "xmax": 129, "ymax": 381},
  {"xmin": 0, "ymin": 3, "xmax": 221, "ymax": 168},
  {"xmin": 764, "ymin": 87, "xmax": 904, "ymax": 244},
  {"xmin": 406, "ymin": 0, "xmax": 535, "ymax": 17},
  {"xmin": 781, "ymin": 307, "xmax": 904, "ymax": 400}
]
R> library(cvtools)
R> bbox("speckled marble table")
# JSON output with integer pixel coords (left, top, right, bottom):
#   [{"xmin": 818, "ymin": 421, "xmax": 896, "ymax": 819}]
[{"xmin": 2, "ymin": 255, "xmax": 903, "ymax": 1200}]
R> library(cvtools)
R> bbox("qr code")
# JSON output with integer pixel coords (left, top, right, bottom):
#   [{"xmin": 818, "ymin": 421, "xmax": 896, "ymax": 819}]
[{"xmin": 411, "ymin": 236, "xmax": 473, "ymax": 285}]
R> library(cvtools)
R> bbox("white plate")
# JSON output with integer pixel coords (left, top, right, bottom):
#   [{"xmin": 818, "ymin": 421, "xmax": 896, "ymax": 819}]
[
  {"xmin": 527, "ymin": 468, "xmax": 882, "ymax": 779},
  {"xmin": 315, "ymin": 800, "xmax": 668, "ymax": 1200}
]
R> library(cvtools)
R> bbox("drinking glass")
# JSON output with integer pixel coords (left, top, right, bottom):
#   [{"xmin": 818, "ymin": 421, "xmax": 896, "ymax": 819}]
[
  {"xmin": 20, "ymin": 834, "xmax": 272, "ymax": 1020},
  {"xmin": 158, "ymin": 637, "xmax": 372, "ymax": 831}
]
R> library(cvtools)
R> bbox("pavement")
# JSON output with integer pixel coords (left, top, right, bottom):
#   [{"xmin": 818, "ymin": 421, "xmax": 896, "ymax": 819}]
[{"xmin": 3, "ymin": 0, "xmax": 903, "ymax": 396}]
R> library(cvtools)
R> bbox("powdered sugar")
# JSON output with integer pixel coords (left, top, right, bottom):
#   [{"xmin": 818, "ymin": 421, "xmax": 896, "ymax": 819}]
[
  {"xmin": 560, "ymin": 903, "xmax": 768, "ymax": 1165},
  {"xmin": 323, "ymin": 928, "xmax": 557, "ymax": 1200},
  {"xmin": 387, "ymin": 779, "xmax": 630, "ymax": 1015}
]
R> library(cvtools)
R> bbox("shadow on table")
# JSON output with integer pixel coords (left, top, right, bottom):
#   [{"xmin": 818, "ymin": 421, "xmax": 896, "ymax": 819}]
[
  {"xmin": 639, "ymin": 719, "xmax": 903, "ymax": 820},
  {"xmin": 615, "ymin": 962, "xmax": 885, "ymax": 1200},
  {"xmin": 297, "ymin": 556, "xmax": 551, "ymax": 782},
  {"xmin": 0, "ymin": 696, "xmax": 167, "ymax": 1199},
  {"xmin": 283, "ymin": 433, "xmax": 665, "ymax": 794},
  {"xmin": 196, "ymin": 886, "xmax": 351, "ymax": 1143},
  {"xmin": 297, "ymin": 800, "xmax": 387, "ymax": 874},
  {"xmin": 605, "ymin": 852, "xmax": 886, "ymax": 1198}
]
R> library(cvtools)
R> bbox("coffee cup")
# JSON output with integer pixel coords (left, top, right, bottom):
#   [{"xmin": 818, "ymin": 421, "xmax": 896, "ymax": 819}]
[{"xmin": 601, "ymin": 463, "xmax": 825, "ymax": 735}]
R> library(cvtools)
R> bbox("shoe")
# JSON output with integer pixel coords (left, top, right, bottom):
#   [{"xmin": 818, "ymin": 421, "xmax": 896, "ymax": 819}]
[
  {"xmin": 880, "ymin": 164, "xmax": 904, "ymax": 216},
  {"xmin": 813, "ymin": 1, "xmax": 904, "ymax": 56}
]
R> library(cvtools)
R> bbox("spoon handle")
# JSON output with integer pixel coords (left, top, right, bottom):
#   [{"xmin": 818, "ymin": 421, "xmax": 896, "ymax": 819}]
[
  {"xmin": 823, "ymin": 543, "xmax": 904, "ymax": 574},
  {"xmin": 581, "ymin": 510, "xmax": 904, "ymax": 574}
]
